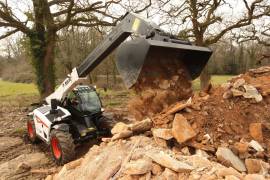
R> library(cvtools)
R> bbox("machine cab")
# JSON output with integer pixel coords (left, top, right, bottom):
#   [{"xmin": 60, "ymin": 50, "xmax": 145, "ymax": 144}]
[{"xmin": 65, "ymin": 85, "xmax": 102, "ymax": 115}]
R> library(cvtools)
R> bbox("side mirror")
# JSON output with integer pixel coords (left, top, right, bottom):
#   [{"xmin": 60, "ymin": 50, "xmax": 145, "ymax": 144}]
[{"xmin": 50, "ymin": 99, "xmax": 58, "ymax": 114}]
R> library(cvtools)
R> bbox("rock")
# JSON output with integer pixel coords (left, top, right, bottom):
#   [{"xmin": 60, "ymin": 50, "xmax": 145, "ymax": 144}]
[
  {"xmin": 172, "ymin": 114, "xmax": 196, "ymax": 143},
  {"xmin": 123, "ymin": 159, "xmax": 152, "ymax": 175},
  {"xmin": 231, "ymin": 89, "xmax": 245, "ymax": 97},
  {"xmin": 216, "ymin": 147, "xmax": 246, "ymax": 172},
  {"xmin": 45, "ymin": 175, "xmax": 53, "ymax": 180},
  {"xmin": 216, "ymin": 167, "xmax": 243, "ymax": 179},
  {"xmin": 153, "ymin": 136, "xmax": 167, "ymax": 148},
  {"xmin": 195, "ymin": 149, "xmax": 209, "ymax": 158},
  {"xmin": 111, "ymin": 130, "xmax": 133, "ymax": 141},
  {"xmin": 245, "ymin": 159, "xmax": 269, "ymax": 174},
  {"xmin": 0, "ymin": 137, "xmax": 23, "ymax": 152},
  {"xmin": 129, "ymin": 118, "xmax": 152, "ymax": 133},
  {"xmin": 152, "ymin": 128, "xmax": 173, "ymax": 140},
  {"xmin": 225, "ymin": 175, "xmax": 241, "ymax": 180},
  {"xmin": 244, "ymin": 174, "xmax": 265, "ymax": 180},
  {"xmin": 66, "ymin": 158, "xmax": 83, "ymax": 170},
  {"xmin": 146, "ymin": 151, "xmax": 194, "ymax": 172},
  {"xmin": 249, "ymin": 140, "xmax": 264, "ymax": 152},
  {"xmin": 181, "ymin": 147, "xmax": 191, "ymax": 156},
  {"xmin": 233, "ymin": 78, "xmax": 246, "ymax": 88},
  {"xmin": 151, "ymin": 163, "xmax": 163, "ymax": 175},
  {"xmin": 249, "ymin": 123, "xmax": 263, "ymax": 142},
  {"xmin": 161, "ymin": 168, "xmax": 178, "ymax": 180},
  {"xmin": 243, "ymin": 85, "xmax": 263, "ymax": 102},
  {"xmin": 234, "ymin": 142, "xmax": 249, "ymax": 154},
  {"xmin": 111, "ymin": 122, "xmax": 130, "ymax": 135}
]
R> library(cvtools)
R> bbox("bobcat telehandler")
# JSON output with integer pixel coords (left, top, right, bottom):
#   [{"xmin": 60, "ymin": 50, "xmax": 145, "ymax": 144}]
[{"xmin": 27, "ymin": 12, "xmax": 212, "ymax": 165}]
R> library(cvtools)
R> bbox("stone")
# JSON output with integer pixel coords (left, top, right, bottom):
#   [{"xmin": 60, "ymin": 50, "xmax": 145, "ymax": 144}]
[
  {"xmin": 245, "ymin": 159, "xmax": 270, "ymax": 174},
  {"xmin": 66, "ymin": 158, "xmax": 83, "ymax": 170},
  {"xmin": 123, "ymin": 159, "xmax": 152, "ymax": 175},
  {"xmin": 244, "ymin": 174, "xmax": 265, "ymax": 180},
  {"xmin": 152, "ymin": 128, "xmax": 173, "ymax": 140},
  {"xmin": 181, "ymin": 147, "xmax": 191, "ymax": 156},
  {"xmin": 151, "ymin": 163, "xmax": 163, "ymax": 175},
  {"xmin": 249, "ymin": 123, "xmax": 263, "ymax": 142},
  {"xmin": 111, "ymin": 122, "xmax": 130, "ymax": 135},
  {"xmin": 161, "ymin": 168, "xmax": 178, "ymax": 180},
  {"xmin": 195, "ymin": 149, "xmax": 210, "ymax": 158},
  {"xmin": 233, "ymin": 78, "xmax": 246, "ymax": 88},
  {"xmin": 225, "ymin": 175, "xmax": 241, "ymax": 180},
  {"xmin": 111, "ymin": 130, "xmax": 133, "ymax": 141},
  {"xmin": 147, "ymin": 151, "xmax": 194, "ymax": 172},
  {"xmin": 172, "ymin": 114, "xmax": 196, "ymax": 143},
  {"xmin": 249, "ymin": 140, "xmax": 264, "ymax": 152},
  {"xmin": 216, "ymin": 167, "xmax": 243, "ymax": 179},
  {"xmin": 45, "ymin": 175, "xmax": 53, "ymax": 180},
  {"xmin": 234, "ymin": 142, "xmax": 249, "ymax": 154},
  {"xmin": 231, "ymin": 89, "xmax": 245, "ymax": 97},
  {"xmin": 243, "ymin": 85, "xmax": 263, "ymax": 102},
  {"xmin": 216, "ymin": 147, "xmax": 246, "ymax": 172},
  {"xmin": 129, "ymin": 118, "xmax": 152, "ymax": 133},
  {"xmin": 153, "ymin": 136, "xmax": 167, "ymax": 148}
]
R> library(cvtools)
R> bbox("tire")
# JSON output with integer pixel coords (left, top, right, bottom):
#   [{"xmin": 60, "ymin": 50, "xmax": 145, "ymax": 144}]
[
  {"xmin": 97, "ymin": 116, "xmax": 116, "ymax": 136},
  {"xmin": 50, "ymin": 129, "xmax": 75, "ymax": 165},
  {"xmin": 27, "ymin": 119, "xmax": 40, "ymax": 143}
]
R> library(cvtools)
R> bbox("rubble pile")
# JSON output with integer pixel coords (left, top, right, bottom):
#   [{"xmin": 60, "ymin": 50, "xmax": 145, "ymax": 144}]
[{"xmin": 49, "ymin": 66, "xmax": 270, "ymax": 180}]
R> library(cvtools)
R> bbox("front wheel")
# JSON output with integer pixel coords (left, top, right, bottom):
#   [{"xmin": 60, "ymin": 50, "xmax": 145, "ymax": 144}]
[
  {"xmin": 50, "ymin": 129, "xmax": 75, "ymax": 165},
  {"xmin": 27, "ymin": 119, "xmax": 40, "ymax": 143}
]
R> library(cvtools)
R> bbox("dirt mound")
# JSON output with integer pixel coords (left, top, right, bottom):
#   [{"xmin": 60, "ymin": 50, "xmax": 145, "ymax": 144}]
[
  {"xmin": 50, "ymin": 66, "xmax": 270, "ymax": 180},
  {"xmin": 128, "ymin": 51, "xmax": 192, "ymax": 121}
]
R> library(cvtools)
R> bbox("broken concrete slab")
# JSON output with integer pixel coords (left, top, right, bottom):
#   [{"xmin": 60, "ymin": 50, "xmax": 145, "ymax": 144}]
[
  {"xmin": 152, "ymin": 128, "xmax": 173, "ymax": 140},
  {"xmin": 146, "ymin": 151, "xmax": 194, "ymax": 173},
  {"xmin": 244, "ymin": 174, "xmax": 266, "ymax": 180},
  {"xmin": 216, "ymin": 147, "xmax": 246, "ymax": 172},
  {"xmin": 172, "ymin": 114, "xmax": 196, "ymax": 143}
]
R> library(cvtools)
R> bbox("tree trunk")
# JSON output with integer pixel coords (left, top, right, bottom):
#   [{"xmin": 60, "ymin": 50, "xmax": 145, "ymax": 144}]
[{"xmin": 29, "ymin": 31, "xmax": 56, "ymax": 99}]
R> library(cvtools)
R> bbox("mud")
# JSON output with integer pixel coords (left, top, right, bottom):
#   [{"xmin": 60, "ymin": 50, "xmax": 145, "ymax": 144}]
[{"xmin": 128, "ymin": 50, "xmax": 192, "ymax": 121}]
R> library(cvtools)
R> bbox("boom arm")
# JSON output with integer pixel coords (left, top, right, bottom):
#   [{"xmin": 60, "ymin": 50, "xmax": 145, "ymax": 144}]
[{"xmin": 45, "ymin": 12, "xmax": 161, "ymax": 104}]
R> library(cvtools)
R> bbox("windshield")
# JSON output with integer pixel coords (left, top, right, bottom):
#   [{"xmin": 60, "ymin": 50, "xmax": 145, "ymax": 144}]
[{"xmin": 79, "ymin": 91, "xmax": 102, "ymax": 113}]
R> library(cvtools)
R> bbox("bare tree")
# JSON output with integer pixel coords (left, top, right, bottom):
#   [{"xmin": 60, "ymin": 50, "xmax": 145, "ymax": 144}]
[
  {"xmin": 160, "ymin": 0, "xmax": 270, "ymax": 89},
  {"xmin": 0, "ymin": 0, "xmax": 151, "ymax": 98}
]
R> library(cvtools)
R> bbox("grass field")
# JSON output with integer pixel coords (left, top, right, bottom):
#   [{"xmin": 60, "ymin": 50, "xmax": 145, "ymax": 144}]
[{"xmin": 0, "ymin": 75, "xmax": 234, "ymax": 100}]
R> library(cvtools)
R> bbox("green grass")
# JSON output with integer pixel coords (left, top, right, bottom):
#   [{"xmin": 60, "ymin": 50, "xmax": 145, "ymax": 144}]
[
  {"xmin": 0, "ymin": 80, "xmax": 38, "ymax": 97},
  {"xmin": 192, "ymin": 75, "xmax": 234, "ymax": 91},
  {"xmin": 0, "ymin": 75, "xmax": 234, "ymax": 106}
]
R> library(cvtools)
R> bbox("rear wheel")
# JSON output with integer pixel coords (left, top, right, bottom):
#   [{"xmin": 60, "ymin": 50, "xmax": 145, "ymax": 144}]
[
  {"xmin": 27, "ymin": 119, "xmax": 40, "ymax": 143},
  {"xmin": 50, "ymin": 129, "xmax": 75, "ymax": 165}
]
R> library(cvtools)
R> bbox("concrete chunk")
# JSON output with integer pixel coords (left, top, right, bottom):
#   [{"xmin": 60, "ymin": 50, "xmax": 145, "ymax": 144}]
[
  {"xmin": 152, "ymin": 128, "xmax": 173, "ymax": 140},
  {"xmin": 123, "ymin": 159, "xmax": 152, "ymax": 175}
]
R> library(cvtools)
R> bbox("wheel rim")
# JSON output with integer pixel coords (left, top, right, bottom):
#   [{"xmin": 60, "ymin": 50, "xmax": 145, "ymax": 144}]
[
  {"xmin": 27, "ymin": 121, "xmax": 34, "ymax": 138},
  {"xmin": 51, "ymin": 137, "xmax": 61, "ymax": 159}
]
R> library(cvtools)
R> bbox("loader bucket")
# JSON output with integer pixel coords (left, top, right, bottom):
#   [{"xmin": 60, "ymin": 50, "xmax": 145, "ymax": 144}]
[{"xmin": 116, "ymin": 37, "xmax": 213, "ymax": 88}]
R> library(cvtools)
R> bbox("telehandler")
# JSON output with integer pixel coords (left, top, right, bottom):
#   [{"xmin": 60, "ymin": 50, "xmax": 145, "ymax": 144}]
[{"xmin": 27, "ymin": 12, "xmax": 212, "ymax": 165}]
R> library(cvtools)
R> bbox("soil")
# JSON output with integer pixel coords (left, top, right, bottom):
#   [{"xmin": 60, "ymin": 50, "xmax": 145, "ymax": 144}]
[{"xmin": 128, "ymin": 50, "xmax": 192, "ymax": 121}]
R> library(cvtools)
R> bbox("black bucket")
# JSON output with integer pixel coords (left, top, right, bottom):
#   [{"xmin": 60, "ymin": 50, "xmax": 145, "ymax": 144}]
[{"xmin": 116, "ymin": 37, "xmax": 213, "ymax": 88}]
